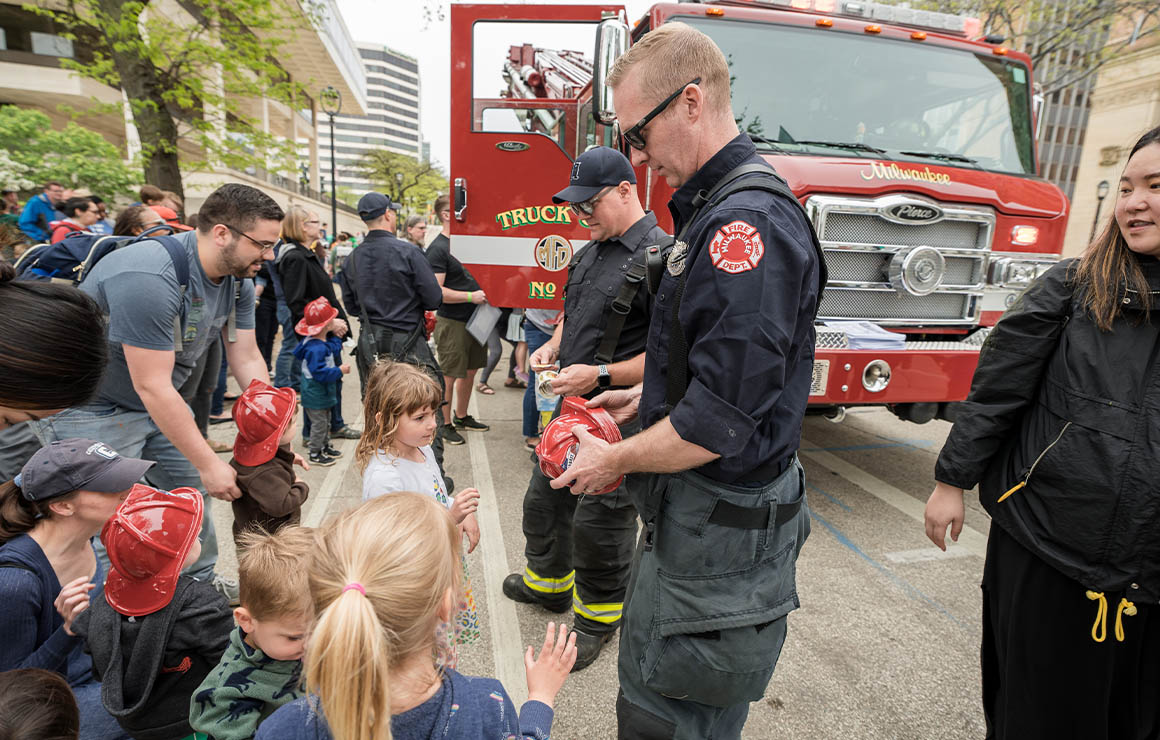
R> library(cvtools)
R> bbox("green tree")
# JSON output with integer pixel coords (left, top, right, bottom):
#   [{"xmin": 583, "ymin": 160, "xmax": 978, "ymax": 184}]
[
  {"xmin": 32, "ymin": 0, "xmax": 324, "ymax": 202},
  {"xmin": 360, "ymin": 150, "xmax": 448, "ymax": 217},
  {"xmin": 0, "ymin": 107, "xmax": 139, "ymax": 197}
]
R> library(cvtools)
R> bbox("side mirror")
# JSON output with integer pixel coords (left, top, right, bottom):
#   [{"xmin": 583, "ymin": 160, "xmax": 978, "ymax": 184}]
[{"xmin": 592, "ymin": 15, "xmax": 630, "ymax": 125}]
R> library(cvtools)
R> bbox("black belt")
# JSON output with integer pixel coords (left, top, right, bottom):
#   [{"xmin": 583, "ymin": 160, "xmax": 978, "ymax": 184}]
[{"xmin": 706, "ymin": 456, "xmax": 798, "ymax": 530}]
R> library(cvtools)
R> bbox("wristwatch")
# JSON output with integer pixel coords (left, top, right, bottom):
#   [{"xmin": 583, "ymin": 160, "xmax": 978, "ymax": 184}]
[{"xmin": 597, "ymin": 364, "xmax": 612, "ymax": 388}]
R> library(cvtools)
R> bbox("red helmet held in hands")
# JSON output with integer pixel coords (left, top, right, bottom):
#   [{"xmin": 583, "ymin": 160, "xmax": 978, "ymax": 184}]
[
  {"xmin": 295, "ymin": 296, "xmax": 339, "ymax": 337},
  {"xmin": 536, "ymin": 396, "xmax": 624, "ymax": 495},
  {"xmin": 232, "ymin": 379, "xmax": 297, "ymax": 466},
  {"xmin": 101, "ymin": 484, "xmax": 204, "ymax": 617}
]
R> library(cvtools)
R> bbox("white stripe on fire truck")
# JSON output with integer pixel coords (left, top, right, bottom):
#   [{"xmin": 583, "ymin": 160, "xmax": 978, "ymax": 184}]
[{"xmin": 449, "ymin": 234, "xmax": 588, "ymax": 268}]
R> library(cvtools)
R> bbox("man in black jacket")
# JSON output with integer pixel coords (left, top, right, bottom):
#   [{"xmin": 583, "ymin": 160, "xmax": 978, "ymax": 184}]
[{"xmin": 340, "ymin": 192, "xmax": 450, "ymax": 487}]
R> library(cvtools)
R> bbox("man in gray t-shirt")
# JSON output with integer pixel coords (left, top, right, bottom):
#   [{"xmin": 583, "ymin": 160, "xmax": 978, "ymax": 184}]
[{"xmin": 31, "ymin": 184, "xmax": 289, "ymax": 585}]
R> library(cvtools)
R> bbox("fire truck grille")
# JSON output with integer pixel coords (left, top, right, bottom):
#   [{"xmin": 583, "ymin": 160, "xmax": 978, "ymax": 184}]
[
  {"xmin": 806, "ymin": 195, "xmax": 996, "ymax": 326},
  {"xmin": 819, "ymin": 290, "xmax": 972, "ymax": 321},
  {"xmin": 821, "ymin": 213, "xmax": 989, "ymax": 250},
  {"xmin": 824, "ymin": 251, "xmax": 983, "ymax": 286}
]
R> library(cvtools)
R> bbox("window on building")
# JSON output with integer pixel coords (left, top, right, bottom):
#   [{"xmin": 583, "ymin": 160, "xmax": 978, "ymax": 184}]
[{"xmin": 29, "ymin": 31, "xmax": 73, "ymax": 57}]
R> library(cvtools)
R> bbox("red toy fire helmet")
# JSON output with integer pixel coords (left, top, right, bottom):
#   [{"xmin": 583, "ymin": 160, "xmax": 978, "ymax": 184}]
[
  {"xmin": 536, "ymin": 396, "xmax": 624, "ymax": 495},
  {"xmin": 101, "ymin": 484, "xmax": 204, "ymax": 617},
  {"xmin": 295, "ymin": 296, "xmax": 339, "ymax": 337},
  {"xmin": 232, "ymin": 379, "xmax": 298, "ymax": 466}
]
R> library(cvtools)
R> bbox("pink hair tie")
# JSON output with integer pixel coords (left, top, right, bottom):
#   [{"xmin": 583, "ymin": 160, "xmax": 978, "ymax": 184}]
[{"xmin": 343, "ymin": 582, "xmax": 366, "ymax": 596}]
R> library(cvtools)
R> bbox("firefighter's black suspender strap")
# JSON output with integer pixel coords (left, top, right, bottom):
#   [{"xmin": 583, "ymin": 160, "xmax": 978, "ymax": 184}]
[
  {"xmin": 593, "ymin": 255, "xmax": 648, "ymax": 365},
  {"xmin": 665, "ymin": 163, "xmax": 827, "ymax": 411}
]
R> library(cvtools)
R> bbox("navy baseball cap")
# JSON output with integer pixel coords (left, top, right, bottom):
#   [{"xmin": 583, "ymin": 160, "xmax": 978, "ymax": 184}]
[
  {"xmin": 552, "ymin": 147, "xmax": 637, "ymax": 204},
  {"xmin": 357, "ymin": 192, "xmax": 401, "ymax": 222},
  {"xmin": 17, "ymin": 439, "xmax": 154, "ymax": 503}
]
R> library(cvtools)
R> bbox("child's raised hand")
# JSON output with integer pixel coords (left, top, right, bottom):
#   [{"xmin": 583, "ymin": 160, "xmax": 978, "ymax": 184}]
[
  {"xmin": 459, "ymin": 513, "xmax": 480, "ymax": 553},
  {"xmin": 340, "ymin": 364, "xmax": 351, "ymax": 375},
  {"xmin": 448, "ymin": 487, "xmax": 480, "ymax": 524},
  {"xmin": 525, "ymin": 621, "xmax": 577, "ymax": 707},
  {"xmin": 54, "ymin": 576, "xmax": 94, "ymax": 636}
]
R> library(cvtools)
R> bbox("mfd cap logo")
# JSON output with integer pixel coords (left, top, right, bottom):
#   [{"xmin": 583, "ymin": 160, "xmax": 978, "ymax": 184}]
[{"xmin": 535, "ymin": 235, "xmax": 573, "ymax": 272}]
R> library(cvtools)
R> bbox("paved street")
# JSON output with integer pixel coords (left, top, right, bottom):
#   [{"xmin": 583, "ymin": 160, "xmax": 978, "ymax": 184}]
[{"xmin": 208, "ymin": 355, "xmax": 991, "ymax": 740}]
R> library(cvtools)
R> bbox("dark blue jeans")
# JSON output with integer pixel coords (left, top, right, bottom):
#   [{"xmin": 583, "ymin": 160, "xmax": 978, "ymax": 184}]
[
  {"xmin": 274, "ymin": 301, "xmax": 301, "ymax": 390},
  {"xmin": 523, "ymin": 323, "xmax": 552, "ymax": 438}
]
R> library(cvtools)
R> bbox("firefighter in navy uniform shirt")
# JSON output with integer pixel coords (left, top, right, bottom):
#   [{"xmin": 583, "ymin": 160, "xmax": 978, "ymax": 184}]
[
  {"xmin": 339, "ymin": 191, "xmax": 452, "ymax": 490},
  {"xmin": 502, "ymin": 146, "xmax": 668, "ymax": 671},
  {"xmin": 550, "ymin": 23, "xmax": 822, "ymax": 740}
]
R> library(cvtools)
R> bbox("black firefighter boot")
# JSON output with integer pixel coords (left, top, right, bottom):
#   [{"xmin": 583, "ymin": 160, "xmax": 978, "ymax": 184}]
[
  {"xmin": 571, "ymin": 627, "xmax": 616, "ymax": 672},
  {"xmin": 502, "ymin": 573, "xmax": 571, "ymax": 613}
]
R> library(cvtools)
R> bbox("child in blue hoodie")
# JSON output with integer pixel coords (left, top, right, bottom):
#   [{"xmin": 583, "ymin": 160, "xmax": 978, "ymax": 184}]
[
  {"xmin": 292, "ymin": 296, "xmax": 350, "ymax": 467},
  {"xmin": 256, "ymin": 492, "xmax": 577, "ymax": 740}
]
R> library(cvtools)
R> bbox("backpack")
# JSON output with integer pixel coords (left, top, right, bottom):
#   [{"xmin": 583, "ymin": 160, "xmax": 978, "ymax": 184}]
[{"xmin": 13, "ymin": 225, "xmax": 193, "ymax": 350}]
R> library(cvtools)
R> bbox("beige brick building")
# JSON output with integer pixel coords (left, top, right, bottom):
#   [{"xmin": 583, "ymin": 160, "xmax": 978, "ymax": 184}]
[{"xmin": 1062, "ymin": 31, "xmax": 1160, "ymax": 256}]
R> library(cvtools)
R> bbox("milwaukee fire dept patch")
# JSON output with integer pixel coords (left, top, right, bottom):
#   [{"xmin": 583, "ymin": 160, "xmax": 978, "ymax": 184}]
[{"xmin": 709, "ymin": 220, "xmax": 765, "ymax": 274}]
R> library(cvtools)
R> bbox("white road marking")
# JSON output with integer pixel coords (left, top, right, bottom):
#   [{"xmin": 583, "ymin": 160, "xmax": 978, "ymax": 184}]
[
  {"xmin": 301, "ymin": 438, "xmax": 357, "ymax": 529},
  {"xmin": 798, "ymin": 439, "xmax": 988, "ymax": 559},
  {"xmin": 466, "ymin": 397, "xmax": 528, "ymax": 706},
  {"xmin": 885, "ymin": 546, "xmax": 973, "ymax": 564}
]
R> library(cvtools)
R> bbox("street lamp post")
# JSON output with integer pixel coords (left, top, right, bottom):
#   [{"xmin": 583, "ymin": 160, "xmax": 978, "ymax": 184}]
[
  {"xmin": 1090, "ymin": 179, "xmax": 1110, "ymax": 243},
  {"xmin": 320, "ymin": 85, "xmax": 342, "ymax": 243},
  {"xmin": 395, "ymin": 172, "xmax": 405, "ymax": 231}
]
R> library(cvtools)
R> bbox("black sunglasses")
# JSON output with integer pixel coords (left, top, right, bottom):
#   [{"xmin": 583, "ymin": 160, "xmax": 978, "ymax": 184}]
[
  {"xmin": 569, "ymin": 186, "xmax": 614, "ymax": 217},
  {"xmin": 620, "ymin": 77, "xmax": 701, "ymax": 151}
]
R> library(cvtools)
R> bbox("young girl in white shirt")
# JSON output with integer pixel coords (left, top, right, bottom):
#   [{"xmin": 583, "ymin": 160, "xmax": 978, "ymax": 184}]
[{"xmin": 357, "ymin": 361, "xmax": 482, "ymax": 659}]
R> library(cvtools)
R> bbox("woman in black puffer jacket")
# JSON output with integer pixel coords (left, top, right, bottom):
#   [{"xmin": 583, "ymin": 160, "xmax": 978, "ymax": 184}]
[
  {"xmin": 275, "ymin": 205, "xmax": 359, "ymax": 439},
  {"xmin": 927, "ymin": 126, "xmax": 1160, "ymax": 740}
]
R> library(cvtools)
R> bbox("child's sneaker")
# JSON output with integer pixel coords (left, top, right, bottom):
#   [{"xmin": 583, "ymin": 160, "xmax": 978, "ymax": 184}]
[
  {"xmin": 323, "ymin": 445, "xmax": 343, "ymax": 458},
  {"xmin": 308, "ymin": 451, "xmax": 337, "ymax": 467}
]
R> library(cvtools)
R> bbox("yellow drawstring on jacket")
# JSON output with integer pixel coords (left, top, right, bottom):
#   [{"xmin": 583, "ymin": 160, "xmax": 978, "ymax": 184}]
[
  {"xmin": 997, "ymin": 481, "xmax": 1025, "ymax": 503},
  {"xmin": 1086, "ymin": 591, "xmax": 1137, "ymax": 643}
]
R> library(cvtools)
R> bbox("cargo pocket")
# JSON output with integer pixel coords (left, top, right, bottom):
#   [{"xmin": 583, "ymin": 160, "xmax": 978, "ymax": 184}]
[{"xmin": 640, "ymin": 469, "xmax": 807, "ymax": 707}]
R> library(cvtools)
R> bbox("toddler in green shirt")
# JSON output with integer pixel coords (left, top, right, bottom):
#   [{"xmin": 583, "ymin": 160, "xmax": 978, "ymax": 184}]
[{"xmin": 189, "ymin": 527, "xmax": 315, "ymax": 739}]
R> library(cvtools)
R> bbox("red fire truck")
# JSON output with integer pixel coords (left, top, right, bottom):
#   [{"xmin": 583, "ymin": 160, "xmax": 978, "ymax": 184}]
[{"xmin": 448, "ymin": 1, "xmax": 1068, "ymax": 423}]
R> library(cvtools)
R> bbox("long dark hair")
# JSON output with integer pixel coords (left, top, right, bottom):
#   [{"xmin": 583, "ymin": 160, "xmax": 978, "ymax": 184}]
[
  {"xmin": 0, "ymin": 480, "xmax": 76, "ymax": 544},
  {"xmin": 0, "ymin": 668, "xmax": 80, "ymax": 739},
  {"xmin": 1075, "ymin": 126, "xmax": 1160, "ymax": 331},
  {"xmin": 0, "ymin": 263, "xmax": 108, "ymax": 410}
]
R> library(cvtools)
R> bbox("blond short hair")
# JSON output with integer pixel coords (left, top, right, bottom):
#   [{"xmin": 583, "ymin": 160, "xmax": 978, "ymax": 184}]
[
  {"xmin": 237, "ymin": 526, "xmax": 316, "ymax": 621},
  {"xmin": 608, "ymin": 21, "xmax": 732, "ymax": 120},
  {"xmin": 281, "ymin": 205, "xmax": 317, "ymax": 245}
]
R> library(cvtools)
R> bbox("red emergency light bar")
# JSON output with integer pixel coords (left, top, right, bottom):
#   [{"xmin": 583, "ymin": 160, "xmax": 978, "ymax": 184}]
[{"xmin": 683, "ymin": 0, "xmax": 982, "ymax": 39}]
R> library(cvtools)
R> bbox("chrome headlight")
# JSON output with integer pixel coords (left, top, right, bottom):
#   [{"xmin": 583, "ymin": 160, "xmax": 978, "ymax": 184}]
[{"xmin": 988, "ymin": 256, "xmax": 1058, "ymax": 288}]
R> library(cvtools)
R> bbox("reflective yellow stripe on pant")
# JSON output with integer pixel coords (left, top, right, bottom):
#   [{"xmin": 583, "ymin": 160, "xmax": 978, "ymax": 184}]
[
  {"xmin": 523, "ymin": 566, "xmax": 575, "ymax": 595},
  {"xmin": 573, "ymin": 593, "xmax": 623, "ymax": 625}
]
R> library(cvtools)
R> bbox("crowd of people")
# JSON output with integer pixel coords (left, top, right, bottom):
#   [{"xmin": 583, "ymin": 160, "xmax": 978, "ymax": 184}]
[{"xmin": 1, "ymin": 19, "xmax": 1159, "ymax": 740}]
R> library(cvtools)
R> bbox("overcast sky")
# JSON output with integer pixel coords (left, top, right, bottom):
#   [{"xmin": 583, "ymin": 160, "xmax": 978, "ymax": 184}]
[{"xmin": 334, "ymin": 0, "xmax": 654, "ymax": 169}]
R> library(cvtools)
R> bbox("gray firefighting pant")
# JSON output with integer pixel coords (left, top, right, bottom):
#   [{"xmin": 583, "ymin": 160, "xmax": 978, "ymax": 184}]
[{"xmin": 616, "ymin": 461, "xmax": 810, "ymax": 739}]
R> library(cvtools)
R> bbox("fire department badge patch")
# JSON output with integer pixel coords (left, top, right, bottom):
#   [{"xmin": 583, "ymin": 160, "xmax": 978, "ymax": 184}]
[
  {"xmin": 709, "ymin": 220, "xmax": 765, "ymax": 274},
  {"xmin": 667, "ymin": 240, "xmax": 689, "ymax": 276}
]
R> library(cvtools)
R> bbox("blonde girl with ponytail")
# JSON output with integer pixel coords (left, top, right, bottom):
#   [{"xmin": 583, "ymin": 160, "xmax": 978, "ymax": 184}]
[{"xmin": 256, "ymin": 493, "xmax": 577, "ymax": 740}]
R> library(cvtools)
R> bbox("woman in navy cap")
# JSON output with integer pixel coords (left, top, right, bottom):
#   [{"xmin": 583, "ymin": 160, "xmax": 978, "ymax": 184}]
[{"xmin": 0, "ymin": 438, "xmax": 153, "ymax": 740}]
